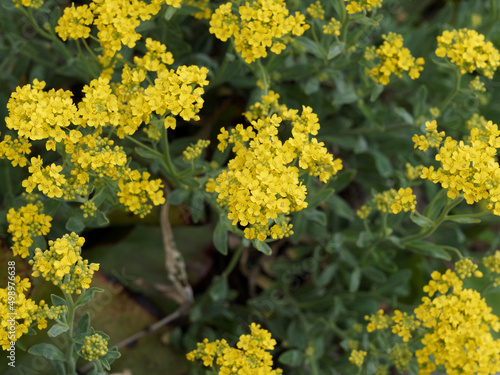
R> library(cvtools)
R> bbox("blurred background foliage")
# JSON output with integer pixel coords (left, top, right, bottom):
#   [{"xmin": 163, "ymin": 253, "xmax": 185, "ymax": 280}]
[{"xmin": 1, "ymin": 0, "xmax": 500, "ymax": 374}]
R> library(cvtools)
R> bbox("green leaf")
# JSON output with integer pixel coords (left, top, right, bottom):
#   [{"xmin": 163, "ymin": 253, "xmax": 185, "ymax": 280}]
[
  {"xmin": 445, "ymin": 215, "xmax": 482, "ymax": 224},
  {"xmin": 328, "ymin": 42, "xmax": 345, "ymax": 60},
  {"xmin": 90, "ymin": 210, "xmax": 109, "ymax": 227},
  {"xmin": 315, "ymin": 264, "xmax": 338, "ymax": 287},
  {"xmin": 213, "ymin": 219, "xmax": 228, "ymax": 255},
  {"xmin": 410, "ymin": 214, "xmax": 433, "ymax": 228},
  {"xmin": 349, "ymin": 267, "xmax": 361, "ymax": 292},
  {"xmin": 75, "ymin": 287, "xmax": 103, "ymax": 308},
  {"xmin": 28, "ymin": 343, "xmax": 65, "ymax": 361},
  {"xmin": 290, "ymin": 212, "xmax": 306, "ymax": 244},
  {"xmin": 278, "ymin": 350, "xmax": 304, "ymax": 366},
  {"xmin": 47, "ymin": 323, "xmax": 69, "ymax": 338},
  {"xmin": 404, "ymin": 241, "xmax": 452, "ymax": 260},
  {"xmin": 252, "ymin": 239, "xmax": 272, "ymax": 255},
  {"xmin": 209, "ymin": 276, "xmax": 228, "ymax": 301},
  {"xmin": 362, "ymin": 266, "xmax": 387, "ymax": 283},
  {"xmin": 135, "ymin": 148, "xmax": 161, "ymax": 160},
  {"xmin": 306, "ymin": 188, "xmax": 335, "ymax": 210},
  {"xmin": 168, "ymin": 188, "xmax": 190, "ymax": 205},
  {"xmin": 51, "ymin": 359, "xmax": 66, "ymax": 375},
  {"xmin": 44, "ymin": 199, "xmax": 62, "ymax": 217},
  {"xmin": 51, "ymin": 294, "xmax": 67, "ymax": 308},
  {"xmin": 66, "ymin": 216, "xmax": 85, "ymax": 233},
  {"xmin": 370, "ymin": 150, "xmax": 393, "ymax": 178},
  {"xmin": 370, "ymin": 84, "xmax": 384, "ymax": 102},
  {"xmin": 76, "ymin": 312, "xmax": 90, "ymax": 336},
  {"xmin": 394, "ymin": 107, "xmax": 414, "ymax": 125},
  {"xmin": 327, "ymin": 195, "xmax": 354, "ymax": 221},
  {"xmin": 330, "ymin": 169, "xmax": 357, "ymax": 193}
]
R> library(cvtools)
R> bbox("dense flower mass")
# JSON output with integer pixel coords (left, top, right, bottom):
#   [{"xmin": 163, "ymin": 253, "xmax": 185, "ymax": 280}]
[
  {"xmin": 7, "ymin": 202, "xmax": 52, "ymax": 258},
  {"xmin": 81, "ymin": 333, "xmax": 108, "ymax": 361},
  {"xmin": 415, "ymin": 269, "xmax": 500, "ymax": 374},
  {"xmin": 209, "ymin": 0, "xmax": 309, "ymax": 63},
  {"xmin": 207, "ymin": 92, "xmax": 342, "ymax": 241},
  {"xmin": 29, "ymin": 233, "xmax": 99, "ymax": 294},
  {"xmin": 345, "ymin": 0, "xmax": 383, "ymax": 14},
  {"xmin": 0, "ymin": 277, "xmax": 65, "ymax": 350},
  {"xmin": 186, "ymin": 323, "xmax": 282, "ymax": 374},
  {"xmin": 356, "ymin": 187, "xmax": 416, "ymax": 218},
  {"xmin": 413, "ymin": 118, "xmax": 500, "ymax": 215},
  {"xmin": 366, "ymin": 266, "xmax": 500, "ymax": 374},
  {"xmin": 436, "ymin": 29, "xmax": 500, "ymax": 78},
  {"xmin": 55, "ymin": 4, "xmax": 94, "ymax": 41},
  {"xmin": 364, "ymin": 32, "xmax": 424, "ymax": 85}
]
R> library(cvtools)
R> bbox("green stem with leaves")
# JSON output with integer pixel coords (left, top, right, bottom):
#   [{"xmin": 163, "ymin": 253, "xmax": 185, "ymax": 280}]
[
  {"xmin": 222, "ymin": 242, "xmax": 244, "ymax": 278},
  {"xmin": 402, "ymin": 195, "xmax": 464, "ymax": 244},
  {"xmin": 439, "ymin": 67, "xmax": 462, "ymax": 112},
  {"xmin": 63, "ymin": 290, "xmax": 77, "ymax": 375}
]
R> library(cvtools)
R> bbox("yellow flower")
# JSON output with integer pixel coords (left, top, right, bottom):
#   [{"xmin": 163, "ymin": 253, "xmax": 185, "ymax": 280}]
[
  {"xmin": 187, "ymin": 323, "xmax": 282, "ymax": 374},
  {"xmin": 345, "ymin": 0, "xmax": 383, "ymax": 14},
  {"xmin": 349, "ymin": 350, "xmax": 367, "ymax": 367},
  {"xmin": 55, "ymin": 4, "xmax": 94, "ymax": 41},
  {"xmin": 436, "ymin": 29, "xmax": 500, "ymax": 78},
  {"xmin": 7, "ymin": 202, "xmax": 52, "ymax": 258},
  {"xmin": 209, "ymin": 0, "xmax": 309, "ymax": 63},
  {"xmin": 29, "ymin": 233, "xmax": 99, "ymax": 294},
  {"xmin": 365, "ymin": 32, "xmax": 424, "ymax": 85}
]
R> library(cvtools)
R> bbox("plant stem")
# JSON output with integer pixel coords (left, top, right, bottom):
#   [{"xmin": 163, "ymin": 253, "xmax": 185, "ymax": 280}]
[
  {"xmin": 439, "ymin": 67, "xmax": 462, "ymax": 112},
  {"xmin": 63, "ymin": 291, "xmax": 77, "ymax": 375},
  {"xmin": 162, "ymin": 126, "xmax": 179, "ymax": 180},
  {"xmin": 222, "ymin": 242, "xmax": 244, "ymax": 278},
  {"xmin": 255, "ymin": 59, "xmax": 269, "ymax": 95},
  {"xmin": 402, "ymin": 195, "xmax": 464, "ymax": 243}
]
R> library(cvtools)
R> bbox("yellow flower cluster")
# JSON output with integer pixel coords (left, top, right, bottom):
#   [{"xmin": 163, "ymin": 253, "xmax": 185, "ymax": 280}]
[
  {"xmin": 405, "ymin": 163, "xmax": 424, "ymax": 181},
  {"xmin": 412, "ymin": 120, "xmax": 444, "ymax": 152},
  {"xmin": 12, "ymin": 0, "xmax": 42, "ymax": 8},
  {"xmin": 186, "ymin": 323, "xmax": 282, "ymax": 374},
  {"xmin": 307, "ymin": 1, "xmax": 325, "ymax": 20},
  {"xmin": 144, "ymin": 65, "xmax": 209, "ymax": 122},
  {"xmin": 5, "ymin": 79, "xmax": 77, "ymax": 142},
  {"xmin": 185, "ymin": 0, "xmax": 211, "ymax": 19},
  {"xmin": 391, "ymin": 310, "xmax": 420, "ymax": 342},
  {"xmin": 0, "ymin": 277, "xmax": 65, "ymax": 350},
  {"xmin": 345, "ymin": 0, "xmax": 383, "ymax": 14},
  {"xmin": 357, "ymin": 187, "xmax": 416, "ymax": 218},
  {"xmin": 389, "ymin": 343, "xmax": 412, "ymax": 371},
  {"xmin": 323, "ymin": 18, "xmax": 341, "ymax": 36},
  {"xmin": 364, "ymin": 32, "xmax": 424, "ymax": 85},
  {"xmin": 348, "ymin": 350, "xmax": 367, "ymax": 367},
  {"xmin": 7, "ymin": 203, "xmax": 52, "ymax": 258},
  {"xmin": 470, "ymin": 76, "xmax": 486, "ymax": 92},
  {"xmin": 118, "ymin": 171, "xmax": 166, "ymax": 218},
  {"xmin": 436, "ymin": 29, "xmax": 500, "ymax": 78},
  {"xmin": 455, "ymin": 258, "xmax": 482, "ymax": 279},
  {"xmin": 414, "ymin": 269, "xmax": 500, "ymax": 375},
  {"xmin": 183, "ymin": 139, "xmax": 210, "ymax": 162},
  {"xmin": 90, "ymin": 0, "xmax": 161, "ymax": 57},
  {"xmin": 391, "ymin": 187, "xmax": 417, "ymax": 214},
  {"xmin": 22, "ymin": 156, "xmax": 66, "ymax": 199},
  {"xmin": 81, "ymin": 333, "xmax": 108, "ymax": 361},
  {"xmin": 55, "ymin": 4, "xmax": 94, "ymax": 41},
  {"xmin": 483, "ymin": 251, "xmax": 500, "ymax": 286},
  {"xmin": 413, "ymin": 119, "xmax": 500, "ymax": 214},
  {"xmin": 365, "ymin": 309, "xmax": 391, "ymax": 332},
  {"xmin": 0, "ymin": 134, "xmax": 31, "ymax": 168},
  {"xmin": 207, "ymin": 96, "xmax": 342, "ymax": 241},
  {"xmin": 366, "ymin": 266, "xmax": 500, "ymax": 374},
  {"xmin": 209, "ymin": 0, "xmax": 309, "ymax": 63},
  {"xmin": 29, "ymin": 233, "xmax": 100, "ymax": 294}
]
